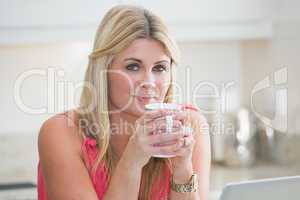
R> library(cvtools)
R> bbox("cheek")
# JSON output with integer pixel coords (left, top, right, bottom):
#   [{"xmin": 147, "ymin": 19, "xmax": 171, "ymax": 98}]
[
  {"xmin": 156, "ymin": 78, "xmax": 171, "ymax": 97},
  {"xmin": 108, "ymin": 73, "xmax": 134, "ymax": 101}
]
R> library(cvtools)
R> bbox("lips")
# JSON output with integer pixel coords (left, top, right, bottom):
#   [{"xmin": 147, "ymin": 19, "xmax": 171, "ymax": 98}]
[
  {"xmin": 136, "ymin": 96, "xmax": 156, "ymax": 100},
  {"xmin": 136, "ymin": 95, "xmax": 156, "ymax": 98},
  {"xmin": 135, "ymin": 95, "xmax": 157, "ymax": 104},
  {"xmin": 134, "ymin": 93, "xmax": 157, "ymax": 98}
]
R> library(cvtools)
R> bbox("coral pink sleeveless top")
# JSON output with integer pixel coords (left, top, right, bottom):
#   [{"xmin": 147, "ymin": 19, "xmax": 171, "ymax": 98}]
[{"xmin": 37, "ymin": 103, "xmax": 199, "ymax": 200}]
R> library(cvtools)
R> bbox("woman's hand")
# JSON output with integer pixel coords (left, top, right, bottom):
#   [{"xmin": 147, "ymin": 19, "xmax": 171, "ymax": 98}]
[
  {"xmin": 126, "ymin": 109, "xmax": 186, "ymax": 168},
  {"xmin": 170, "ymin": 109, "xmax": 209, "ymax": 170}
]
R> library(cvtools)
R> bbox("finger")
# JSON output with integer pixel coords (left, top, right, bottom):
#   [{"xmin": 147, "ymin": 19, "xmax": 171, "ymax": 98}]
[
  {"xmin": 150, "ymin": 140, "xmax": 183, "ymax": 155},
  {"xmin": 182, "ymin": 125, "xmax": 194, "ymax": 136},
  {"xmin": 181, "ymin": 135, "xmax": 195, "ymax": 148},
  {"xmin": 154, "ymin": 139, "xmax": 177, "ymax": 147},
  {"xmin": 147, "ymin": 118, "xmax": 183, "ymax": 134},
  {"xmin": 143, "ymin": 108, "xmax": 183, "ymax": 123},
  {"xmin": 172, "ymin": 111, "xmax": 190, "ymax": 124},
  {"xmin": 158, "ymin": 127, "xmax": 190, "ymax": 137},
  {"xmin": 172, "ymin": 136, "xmax": 195, "ymax": 156},
  {"xmin": 140, "ymin": 119, "xmax": 182, "ymax": 136},
  {"xmin": 137, "ymin": 109, "xmax": 175, "ymax": 124},
  {"xmin": 147, "ymin": 132, "xmax": 185, "ymax": 145},
  {"xmin": 172, "ymin": 147, "xmax": 186, "ymax": 156}
]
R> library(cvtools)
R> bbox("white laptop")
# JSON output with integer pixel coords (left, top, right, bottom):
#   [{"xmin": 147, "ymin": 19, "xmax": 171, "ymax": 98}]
[{"xmin": 219, "ymin": 176, "xmax": 300, "ymax": 200}]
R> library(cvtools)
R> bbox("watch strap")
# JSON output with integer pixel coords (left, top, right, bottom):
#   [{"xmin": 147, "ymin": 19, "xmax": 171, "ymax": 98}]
[{"xmin": 170, "ymin": 173, "xmax": 198, "ymax": 193}]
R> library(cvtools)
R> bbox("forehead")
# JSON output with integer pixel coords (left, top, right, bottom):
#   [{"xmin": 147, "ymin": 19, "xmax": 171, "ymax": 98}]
[{"xmin": 113, "ymin": 38, "xmax": 170, "ymax": 63}]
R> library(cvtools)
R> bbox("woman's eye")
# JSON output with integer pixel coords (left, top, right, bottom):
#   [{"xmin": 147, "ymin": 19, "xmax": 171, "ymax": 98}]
[
  {"xmin": 126, "ymin": 64, "xmax": 140, "ymax": 71},
  {"xmin": 153, "ymin": 65, "xmax": 167, "ymax": 72}
]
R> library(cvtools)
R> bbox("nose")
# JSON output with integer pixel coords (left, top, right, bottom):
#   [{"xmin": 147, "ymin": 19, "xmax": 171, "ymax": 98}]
[{"xmin": 140, "ymin": 70, "xmax": 156, "ymax": 90}]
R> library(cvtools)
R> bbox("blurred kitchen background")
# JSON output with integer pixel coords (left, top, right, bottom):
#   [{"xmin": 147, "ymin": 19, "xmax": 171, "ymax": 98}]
[{"xmin": 0, "ymin": 0, "xmax": 300, "ymax": 199}]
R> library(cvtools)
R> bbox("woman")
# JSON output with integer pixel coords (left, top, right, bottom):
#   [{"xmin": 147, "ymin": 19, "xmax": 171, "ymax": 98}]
[{"xmin": 37, "ymin": 5, "xmax": 211, "ymax": 200}]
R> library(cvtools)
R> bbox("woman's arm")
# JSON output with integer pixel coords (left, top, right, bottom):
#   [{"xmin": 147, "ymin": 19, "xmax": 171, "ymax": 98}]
[
  {"xmin": 39, "ymin": 115, "xmax": 147, "ymax": 200},
  {"xmin": 102, "ymin": 138, "xmax": 144, "ymax": 200},
  {"xmin": 191, "ymin": 112, "xmax": 211, "ymax": 200},
  {"xmin": 38, "ymin": 115, "xmax": 99, "ymax": 200},
  {"xmin": 170, "ymin": 109, "xmax": 211, "ymax": 200}
]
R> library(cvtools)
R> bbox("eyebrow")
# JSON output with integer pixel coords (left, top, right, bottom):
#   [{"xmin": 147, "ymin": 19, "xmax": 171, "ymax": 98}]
[{"xmin": 124, "ymin": 58, "xmax": 170, "ymax": 65}]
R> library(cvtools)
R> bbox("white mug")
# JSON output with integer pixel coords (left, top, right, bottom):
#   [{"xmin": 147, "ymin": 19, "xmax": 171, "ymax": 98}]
[{"xmin": 145, "ymin": 103, "xmax": 182, "ymax": 158}]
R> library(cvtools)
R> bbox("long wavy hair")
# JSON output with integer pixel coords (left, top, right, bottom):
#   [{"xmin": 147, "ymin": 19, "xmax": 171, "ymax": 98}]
[{"xmin": 75, "ymin": 5, "xmax": 180, "ymax": 199}]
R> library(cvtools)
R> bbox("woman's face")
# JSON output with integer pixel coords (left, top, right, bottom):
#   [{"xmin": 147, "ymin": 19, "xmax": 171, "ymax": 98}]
[{"xmin": 108, "ymin": 38, "xmax": 172, "ymax": 118}]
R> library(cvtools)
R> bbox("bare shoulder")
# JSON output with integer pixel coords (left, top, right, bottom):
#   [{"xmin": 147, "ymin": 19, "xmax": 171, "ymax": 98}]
[
  {"xmin": 38, "ymin": 110, "xmax": 83, "ymax": 157},
  {"xmin": 38, "ymin": 110, "xmax": 98, "ymax": 200}
]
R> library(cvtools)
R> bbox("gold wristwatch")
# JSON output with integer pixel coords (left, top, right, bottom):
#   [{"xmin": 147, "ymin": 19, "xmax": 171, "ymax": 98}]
[{"xmin": 170, "ymin": 173, "xmax": 198, "ymax": 193}]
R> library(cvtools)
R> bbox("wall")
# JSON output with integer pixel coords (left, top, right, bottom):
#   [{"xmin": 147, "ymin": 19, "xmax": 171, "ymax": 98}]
[
  {"xmin": 239, "ymin": 0, "xmax": 300, "ymax": 134},
  {"xmin": 0, "ymin": 42, "xmax": 91, "ymax": 135}
]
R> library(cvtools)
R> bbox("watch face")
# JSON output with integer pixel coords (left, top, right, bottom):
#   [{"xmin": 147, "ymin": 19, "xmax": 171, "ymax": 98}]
[{"xmin": 171, "ymin": 173, "xmax": 198, "ymax": 193}]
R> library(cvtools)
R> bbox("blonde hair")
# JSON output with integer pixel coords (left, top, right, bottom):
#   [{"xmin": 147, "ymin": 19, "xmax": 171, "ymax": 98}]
[{"xmin": 76, "ymin": 5, "xmax": 180, "ymax": 199}]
